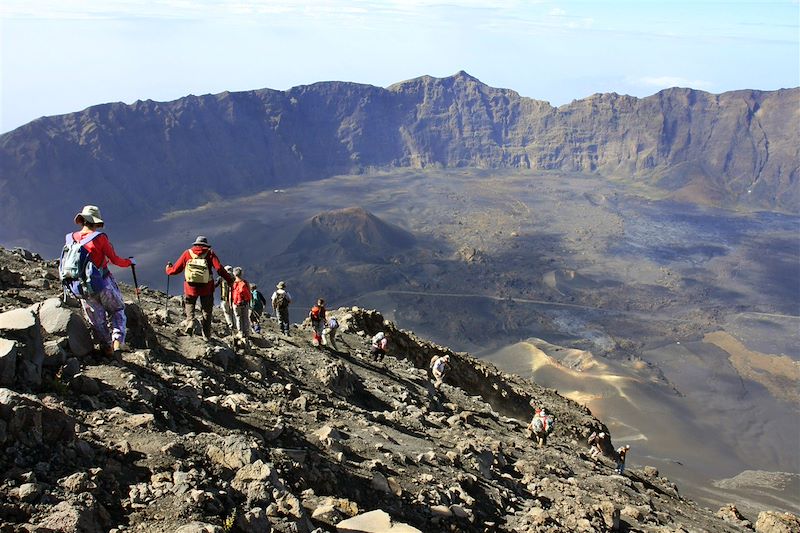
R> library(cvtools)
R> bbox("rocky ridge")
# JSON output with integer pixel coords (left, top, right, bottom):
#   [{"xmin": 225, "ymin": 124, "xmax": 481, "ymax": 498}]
[
  {"xmin": 0, "ymin": 245, "xmax": 797, "ymax": 532},
  {"xmin": 1, "ymin": 72, "xmax": 798, "ymax": 246}
]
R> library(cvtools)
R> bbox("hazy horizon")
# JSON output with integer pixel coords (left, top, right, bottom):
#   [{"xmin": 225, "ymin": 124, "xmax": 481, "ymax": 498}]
[{"xmin": 2, "ymin": 0, "xmax": 798, "ymax": 133}]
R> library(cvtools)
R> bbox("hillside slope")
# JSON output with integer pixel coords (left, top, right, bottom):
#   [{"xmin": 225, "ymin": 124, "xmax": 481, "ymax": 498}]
[
  {"xmin": 1, "ymin": 73, "xmax": 798, "ymax": 244},
  {"xmin": 2, "ymin": 247, "xmax": 797, "ymax": 532}
]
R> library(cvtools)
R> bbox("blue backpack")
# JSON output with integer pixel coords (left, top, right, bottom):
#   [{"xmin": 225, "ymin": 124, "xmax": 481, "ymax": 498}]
[{"xmin": 59, "ymin": 231, "xmax": 107, "ymax": 298}]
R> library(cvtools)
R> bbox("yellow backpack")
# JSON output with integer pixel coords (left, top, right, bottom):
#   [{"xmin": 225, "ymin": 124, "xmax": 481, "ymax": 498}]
[{"xmin": 185, "ymin": 250, "xmax": 210, "ymax": 284}]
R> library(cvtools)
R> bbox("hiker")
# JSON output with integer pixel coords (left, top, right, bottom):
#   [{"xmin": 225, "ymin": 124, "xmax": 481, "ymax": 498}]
[
  {"xmin": 250, "ymin": 283, "xmax": 267, "ymax": 333},
  {"xmin": 527, "ymin": 407, "xmax": 554, "ymax": 447},
  {"xmin": 216, "ymin": 265, "xmax": 236, "ymax": 334},
  {"xmin": 430, "ymin": 354, "xmax": 451, "ymax": 390},
  {"xmin": 370, "ymin": 331, "xmax": 389, "ymax": 361},
  {"xmin": 309, "ymin": 298, "xmax": 326, "ymax": 346},
  {"xmin": 588, "ymin": 431, "xmax": 607, "ymax": 458},
  {"xmin": 322, "ymin": 315, "xmax": 339, "ymax": 351},
  {"xmin": 615, "ymin": 445, "xmax": 631, "ymax": 474},
  {"xmin": 166, "ymin": 236, "xmax": 233, "ymax": 340},
  {"xmin": 232, "ymin": 267, "xmax": 252, "ymax": 345},
  {"xmin": 271, "ymin": 281, "xmax": 292, "ymax": 336},
  {"xmin": 60, "ymin": 205, "xmax": 133, "ymax": 357}
]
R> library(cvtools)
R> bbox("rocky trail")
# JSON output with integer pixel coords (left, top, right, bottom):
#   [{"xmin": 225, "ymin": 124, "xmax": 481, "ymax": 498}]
[{"xmin": 0, "ymin": 246, "xmax": 797, "ymax": 532}]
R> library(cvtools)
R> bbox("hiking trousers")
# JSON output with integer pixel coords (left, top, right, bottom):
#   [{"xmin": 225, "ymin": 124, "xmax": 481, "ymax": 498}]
[
  {"xmin": 221, "ymin": 299, "xmax": 236, "ymax": 329},
  {"xmin": 277, "ymin": 308, "xmax": 290, "ymax": 335},
  {"xmin": 185, "ymin": 293, "xmax": 214, "ymax": 338},
  {"xmin": 322, "ymin": 327, "xmax": 338, "ymax": 350},
  {"xmin": 81, "ymin": 276, "xmax": 126, "ymax": 348},
  {"xmin": 234, "ymin": 303, "xmax": 251, "ymax": 339}
]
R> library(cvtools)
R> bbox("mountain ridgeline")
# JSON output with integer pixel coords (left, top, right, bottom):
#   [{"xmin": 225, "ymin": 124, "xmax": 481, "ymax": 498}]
[{"xmin": 1, "ymin": 71, "xmax": 798, "ymax": 240}]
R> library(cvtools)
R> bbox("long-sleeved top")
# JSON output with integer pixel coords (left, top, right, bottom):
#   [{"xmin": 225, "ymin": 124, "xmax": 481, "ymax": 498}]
[
  {"xmin": 166, "ymin": 245, "xmax": 233, "ymax": 297},
  {"xmin": 72, "ymin": 230, "xmax": 131, "ymax": 270}
]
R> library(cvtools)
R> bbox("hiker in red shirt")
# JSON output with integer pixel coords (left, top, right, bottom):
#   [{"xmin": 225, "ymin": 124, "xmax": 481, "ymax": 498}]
[
  {"xmin": 165, "ymin": 236, "xmax": 233, "ymax": 340},
  {"xmin": 63, "ymin": 205, "xmax": 133, "ymax": 356},
  {"xmin": 231, "ymin": 266, "xmax": 252, "ymax": 346}
]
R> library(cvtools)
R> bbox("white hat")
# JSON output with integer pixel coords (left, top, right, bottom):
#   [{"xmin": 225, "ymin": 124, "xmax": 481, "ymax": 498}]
[{"xmin": 74, "ymin": 205, "xmax": 104, "ymax": 225}]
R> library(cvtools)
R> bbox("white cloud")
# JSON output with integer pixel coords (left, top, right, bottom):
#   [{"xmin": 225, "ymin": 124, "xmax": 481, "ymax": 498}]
[{"xmin": 548, "ymin": 7, "xmax": 566, "ymax": 16}]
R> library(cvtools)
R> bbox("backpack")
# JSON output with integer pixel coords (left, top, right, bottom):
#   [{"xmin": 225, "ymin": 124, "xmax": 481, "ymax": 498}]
[
  {"xmin": 185, "ymin": 250, "xmax": 211, "ymax": 284},
  {"xmin": 531, "ymin": 416, "xmax": 545, "ymax": 434},
  {"xmin": 309, "ymin": 306, "xmax": 322, "ymax": 322},
  {"xmin": 372, "ymin": 332, "xmax": 385, "ymax": 345},
  {"xmin": 328, "ymin": 317, "xmax": 339, "ymax": 330},
  {"xmin": 59, "ymin": 231, "xmax": 106, "ymax": 298},
  {"xmin": 545, "ymin": 415, "xmax": 555, "ymax": 434},
  {"xmin": 274, "ymin": 291, "xmax": 289, "ymax": 310}
]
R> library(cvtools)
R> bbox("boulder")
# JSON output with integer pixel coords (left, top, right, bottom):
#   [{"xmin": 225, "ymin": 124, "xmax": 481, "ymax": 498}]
[
  {"xmin": 206, "ymin": 434, "xmax": 261, "ymax": 470},
  {"xmin": 0, "ymin": 387, "xmax": 75, "ymax": 446},
  {"xmin": 207, "ymin": 345, "xmax": 235, "ymax": 370},
  {"xmin": 316, "ymin": 360, "xmax": 359, "ymax": 396},
  {"xmin": 337, "ymin": 510, "xmax": 422, "ymax": 533},
  {"xmin": 755, "ymin": 511, "xmax": 800, "ymax": 533},
  {"xmin": 236, "ymin": 507, "xmax": 269, "ymax": 533},
  {"xmin": 124, "ymin": 302, "xmax": 158, "ymax": 349},
  {"xmin": 35, "ymin": 496, "xmax": 110, "ymax": 533},
  {"xmin": 0, "ymin": 338, "xmax": 17, "ymax": 386},
  {"xmin": 43, "ymin": 338, "xmax": 68, "ymax": 367},
  {"xmin": 232, "ymin": 459, "xmax": 281, "ymax": 504},
  {"xmin": 0, "ymin": 308, "xmax": 45, "ymax": 385}
]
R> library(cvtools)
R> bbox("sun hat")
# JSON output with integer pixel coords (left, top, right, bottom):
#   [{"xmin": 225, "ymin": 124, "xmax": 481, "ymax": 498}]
[
  {"xmin": 225, "ymin": 265, "xmax": 233, "ymax": 272},
  {"xmin": 233, "ymin": 267, "xmax": 243, "ymax": 277},
  {"xmin": 193, "ymin": 236, "xmax": 210, "ymax": 247},
  {"xmin": 277, "ymin": 281, "xmax": 286, "ymax": 289},
  {"xmin": 74, "ymin": 205, "xmax": 104, "ymax": 226}
]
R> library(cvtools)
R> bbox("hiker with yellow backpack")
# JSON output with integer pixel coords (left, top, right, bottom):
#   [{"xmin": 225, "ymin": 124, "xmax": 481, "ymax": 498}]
[{"xmin": 166, "ymin": 236, "xmax": 234, "ymax": 340}]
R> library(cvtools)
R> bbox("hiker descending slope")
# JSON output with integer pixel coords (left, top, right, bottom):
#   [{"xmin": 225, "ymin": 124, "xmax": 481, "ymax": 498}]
[
  {"xmin": 271, "ymin": 281, "xmax": 292, "ymax": 336},
  {"xmin": 370, "ymin": 331, "xmax": 389, "ymax": 362},
  {"xmin": 216, "ymin": 265, "xmax": 236, "ymax": 335},
  {"xmin": 615, "ymin": 445, "xmax": 631, "ymax": 474},
  {"xmin": 166, "ymin": 236, "xmax": 234, "ymax": 341},
  {"xmin": 527, "ymin": 406, "xmax": 555, "ymax": 448},
  {"xmin": 250, "ymin": 283, "xmax": 267, "ymax": 333},
  {"xmin": 309, "ymin": 298, "xmax": 326, "ymax": 346},
  {"xmin": 232, "ymin": 267, "xmax": 252, "ymax": 347},
  {"xmin": 60, "ymin": 205, "xmax": 134, "ymax": 357},
  {"xmin": 430, "ymin": 354, "xmax": 451, "ymax": 390},
  {"xmin": 587, "ymin": 431, "xmax": 607, "ymax": 459}
]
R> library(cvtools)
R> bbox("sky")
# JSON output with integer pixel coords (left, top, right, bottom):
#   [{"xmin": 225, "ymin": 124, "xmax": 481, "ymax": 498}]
[{"xmin": 1, "ymin": 0, "xmax": 798, "ymax": 133}]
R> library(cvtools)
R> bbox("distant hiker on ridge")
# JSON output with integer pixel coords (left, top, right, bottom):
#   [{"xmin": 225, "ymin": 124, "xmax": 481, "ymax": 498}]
[
  {"xmin": 166, "ymin": 236, "xmax": 233, "ymax": 341},
  {"xmin": 216, "ymin": 265, "xmax": 236, "ymax": 335},
  {"xmin": 232, "ymin": 267, "xmax": 252, "ymax": 347},
  {"xmin": 309, "ymin": 298, "xmax": 326, "ymax": 347},
  {"xmin": 250, "ymin": 283, "xmax": 267, "ymax": 333},
  {"xmin": 323, "ymin": 315, "xmax": 339, "ymax": 351},
  {"xmin": 271, "ymin": 281, "xmax": 292, "ymax": 336},
  {"xmin": 60, "ymin": 205, "xmax": 134, "ymax": 357}
]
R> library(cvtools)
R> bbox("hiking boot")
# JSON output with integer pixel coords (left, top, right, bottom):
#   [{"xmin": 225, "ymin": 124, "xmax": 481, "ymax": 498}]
[{"xmin": 112, "ymin": 340, "xmax": 129, "ymax": 353}]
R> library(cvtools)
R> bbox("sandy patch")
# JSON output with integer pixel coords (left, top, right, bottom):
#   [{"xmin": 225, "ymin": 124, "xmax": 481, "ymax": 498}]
[{"xmin": 703, "ymin": 331, "xmax": 800, "ymax": 406}]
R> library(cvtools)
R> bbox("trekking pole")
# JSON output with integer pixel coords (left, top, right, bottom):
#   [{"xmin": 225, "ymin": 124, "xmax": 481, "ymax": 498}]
[
  {"xmin": 129, "ymin": 258, "xmax": 141, "ymax": 303},
  {"xmin": 165, "ymin": 274, "xmax": 170, "ymax": 312}
]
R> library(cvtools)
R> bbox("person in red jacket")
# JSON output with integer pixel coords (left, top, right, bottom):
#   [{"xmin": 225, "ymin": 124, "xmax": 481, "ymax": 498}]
[
  {"xmin": 166, "ymin": 236, "xmax": 233, "ymax": 340},
  {"xmin": 67, "ymin": 205, "xmax": 133, "ymax": 356},
  {"xmin": 231, "ymin": 266, "xmax": 252, "ymax": 346}
]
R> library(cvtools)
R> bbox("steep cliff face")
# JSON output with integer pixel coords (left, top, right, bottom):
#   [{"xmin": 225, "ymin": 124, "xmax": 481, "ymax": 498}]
[{"xmin": 1, "ymin": 72, "xmax": 797, "ymax": 241}]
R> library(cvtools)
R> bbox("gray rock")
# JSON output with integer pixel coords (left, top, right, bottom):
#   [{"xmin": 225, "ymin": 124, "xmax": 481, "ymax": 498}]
[
  {"xmin": 60, "ymin": 357, "xmax": 81, "ymax": 381},
  {"xmin": 337, "ymin": 510, "xmax": 422, "ymax": 532},
  {"xmin": 43, "ymin": 338, "xmax": 68, "ymax": 367},
  {"xmin": 206, "ymin": 434, "xmax": 260, "ymax": 470},
  {"xmin": 174, "ymin": 522, "xmax": 223, "ymax": 533},
  {"xmin": 0, "ymin": 308, "xmax": 44, "ymax": 385},
  {"xmin": 0, "ymin": 387, "xmax": 75, "ymax": 445},
  {"xmin": 208, "ymin": 345, "xmax": 235, "ymax": 370},
  {"xmin": 36, "ymin": 497, "xmax": 109, "ymax": 533},
  {"xmin": 71, "ymin": 373, "xmax": 101, "ymax": 396},
  {"xmin": 315, "ymin": 360, "xmax": 359, "ymax": 396},
  {"xmin": 236, "ymin": 507, "xmax": 270, "ymax": 533},
  {"xmin": 16, "ymin": 482, "xmax": 42, "ymax": 502},
  {"xmin": 59, "ymin": 472, "xmax": 95, "ymax": 494},
  {"xmin": 755, "ymin": 511, "xmax": 800, "ymax": 533},
  {"xmin": 0, "ymin": 338, "xmax": 17, "ymax": 386}
]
